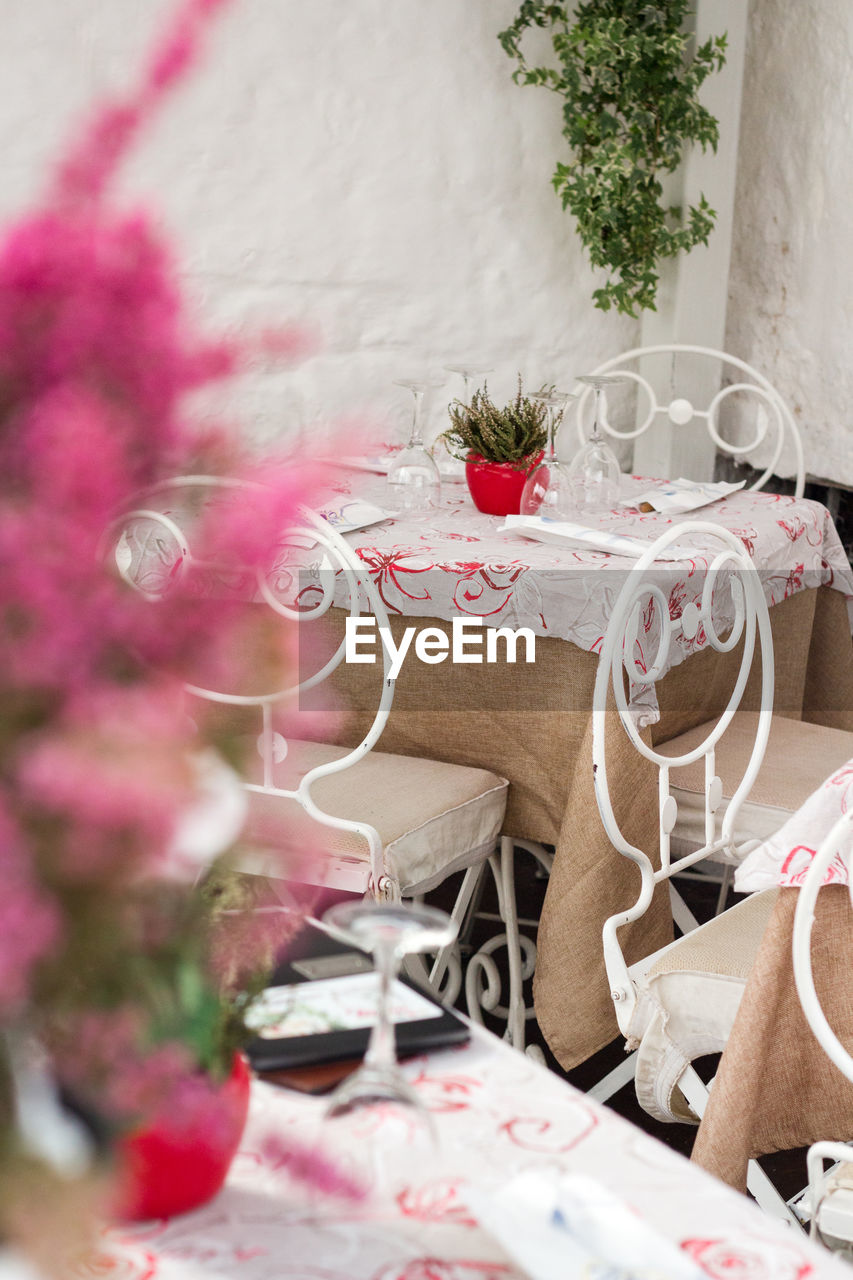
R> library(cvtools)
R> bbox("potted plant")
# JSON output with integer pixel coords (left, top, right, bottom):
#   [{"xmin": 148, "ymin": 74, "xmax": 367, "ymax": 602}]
[{"xmin": 441, "ymin": 376, "xmax": 549, "ymax": 516}]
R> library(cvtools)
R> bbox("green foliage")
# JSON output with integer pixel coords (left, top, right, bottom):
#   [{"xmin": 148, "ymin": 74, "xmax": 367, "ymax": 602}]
[
  {"xmin": 441, "ymin": 376, "xmax": 549, "ymax": 468},
  {"xmin": 498, "ymin": 1, "xmax": 727, "ymax": 316}
]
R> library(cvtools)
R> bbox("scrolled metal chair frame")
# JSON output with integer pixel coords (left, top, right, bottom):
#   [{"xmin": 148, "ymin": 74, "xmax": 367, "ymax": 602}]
[
  {"xmin": 594, "ymin": 521, "xmax": 775, "ymax": 1037},
  {"xmin": 569, "ymin": 344, "xmax": 805, "ymax": 497},
  {"xmin": 107, "ymin": 474, "xmax": 398, "ymax": 900}
]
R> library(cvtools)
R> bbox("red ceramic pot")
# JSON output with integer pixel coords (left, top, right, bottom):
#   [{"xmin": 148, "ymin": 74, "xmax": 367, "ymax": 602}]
[
  {"xmin": 114, "ymin": 1052, "xmax": 251, "ymax": 1221},
  {"xmin": 465, "ymin": 452, "xmax": 542, "ymax": 517}
]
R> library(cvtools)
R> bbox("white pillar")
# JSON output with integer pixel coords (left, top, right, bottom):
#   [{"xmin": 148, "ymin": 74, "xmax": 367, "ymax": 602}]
[{"xmin": 632, "ymin": 0, "xmax": 749, "ymax": 481}]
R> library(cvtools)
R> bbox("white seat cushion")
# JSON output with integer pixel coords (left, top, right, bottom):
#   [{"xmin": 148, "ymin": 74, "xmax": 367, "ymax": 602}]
[
  {"xmin": 242, "ymin": 740, "xmax": 508, "ymax": 896},
  {"xmin": 627, "ymin": 888, "xmax": 779, "ymax": 1123},
  {"xmin": 658, "ymin": 714, "xmax": 853, "ymax": 853}
]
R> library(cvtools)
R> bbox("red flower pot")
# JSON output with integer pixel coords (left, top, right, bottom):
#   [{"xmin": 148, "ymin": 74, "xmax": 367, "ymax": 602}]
[
  {"xmin": 114, "ymin": 1053, "xmax": 251, "ymax": 1221},
  {"xmin": 465, "ymin": 452, "xmax": 542, "ymax": 517}
]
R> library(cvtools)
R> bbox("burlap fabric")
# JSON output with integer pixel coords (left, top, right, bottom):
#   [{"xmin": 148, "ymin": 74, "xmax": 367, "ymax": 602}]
[
  {"xmin": 321, "ymin": 585, "xmax": 852, "ymax": 1070},
  {"xmin": 691, "ymin": 886, "xmax": 853, "ymax": 1191}
]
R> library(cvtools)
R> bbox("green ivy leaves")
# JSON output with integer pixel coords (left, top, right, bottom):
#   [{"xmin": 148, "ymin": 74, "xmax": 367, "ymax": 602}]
[{"xmin": 499, "ymin": 1, "xmax": 726, "ymax": 316}]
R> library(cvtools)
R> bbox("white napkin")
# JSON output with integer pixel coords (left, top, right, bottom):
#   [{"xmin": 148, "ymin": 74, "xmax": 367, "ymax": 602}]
[
  {"xmin": 500, "ymin": 515, "xmax": 698, "ymax": 561},
  {"xmin": 316, "ymin": 498, "xmax": 390, "ymax": 536},
  {"xmin": 620, "ymin": 478, "xmax": 745, "ymax": 515},
  {"xmin": 467, "ymin": 1170, "xmax": 705, "ymax": 1280}
]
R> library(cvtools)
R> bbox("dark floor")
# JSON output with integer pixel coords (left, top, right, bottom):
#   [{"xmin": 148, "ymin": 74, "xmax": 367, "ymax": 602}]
[{"xmin": 427, "ymin": 856, "xmax": 810, "ymax": 1210}]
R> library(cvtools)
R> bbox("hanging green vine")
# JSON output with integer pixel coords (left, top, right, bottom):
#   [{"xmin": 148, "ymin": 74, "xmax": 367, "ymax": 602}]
[{"xmin": 498, "ymin": 2, "xmax": 727, "ymax": 316}]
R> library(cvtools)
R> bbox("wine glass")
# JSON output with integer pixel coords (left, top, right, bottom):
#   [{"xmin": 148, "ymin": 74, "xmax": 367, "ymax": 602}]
[
  {"xmin": 439, "ymin": 363, "xmax": 493, "ymax": 481},
  {"xmin": 520, "ymin": 390, "xmax": 576, "ymax": 519},
  {"xmin": 386, "ymin": 379, "xmax": 442, "ymax": 513},
  {"xmin": 568, "ymin": 374, "xmax": 626, "ymax": 513},
  {"xmin": 444, "ymin": 362, "xmax": 493, "ymax": 403},
  {"xmin": 322, "ymin": 900, "xmax": 458, "ymax": 1125}
]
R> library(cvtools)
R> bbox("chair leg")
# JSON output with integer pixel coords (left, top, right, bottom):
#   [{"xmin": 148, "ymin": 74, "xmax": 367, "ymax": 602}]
[
  {"xmin": 426, "ymin": 863, "xmax": 484, "ymax": 1003},
  {"xmin": 464, "ymin": 837, "xmax": 528, "ymax": 1051},
  {"xmin": 714, "ymin": 863, "xmax": 734, "ymax": 916},
  {"xmin": 492, "ymin": 837, "xmax": 525, "ymax": 1049},
  {"xmin": 746, "ymin": 1160, "xmax": 803, "ymax": 1228},
  {"xmin": 587, "ymin": 1051, "xmax": 638, "ymax": 1104},
  {"xmin": 679, "ymin": 1066, "xmax": 801, "ymax": 1228},
  {"xmin": 669, "ymin": 882, "xmax": 701, "ymax": 934}
]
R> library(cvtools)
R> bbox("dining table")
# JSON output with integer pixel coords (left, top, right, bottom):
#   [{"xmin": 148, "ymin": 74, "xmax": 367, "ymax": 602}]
[
  {"xmin": 692, "ymin": 755, "xmax": 853, "ymax": 1195},
  {"xmin": 76, "ymin": 1020, "xmax": 852, "ymax": 1279},
  {"xmin": 299, "ymin": 466, "xmax": 853, "ymax": 1070},
  {"xmin": 128, "ymin": 467, "xmax": 853, "ymax": 1070}
]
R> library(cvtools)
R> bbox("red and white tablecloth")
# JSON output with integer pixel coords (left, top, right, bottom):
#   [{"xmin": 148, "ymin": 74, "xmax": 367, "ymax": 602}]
[
  {"xmin": 126, "ymin": 471, "xmax": 853, "ymax": 728},
  {"xmin": 736, "ymin": 757, "xmax": 853, "ymax": 891},
  {"xmin": 314, "ymin": 474, "xmax": 853, "ymax": 647},
  {"xmin": 77, "ymin": 1025, "xmax": 847, "ymax": 1279},
  {"xmin": 294, "ymin": 471, "xmax": 853, "ymax": 726}
]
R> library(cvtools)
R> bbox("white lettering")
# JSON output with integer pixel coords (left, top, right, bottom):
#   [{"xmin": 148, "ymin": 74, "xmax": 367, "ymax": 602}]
[
  {"xmin": 415, "ymin": 627, "xmax": 450, "ymax": 664},
  {"xmin": 452, "ymin": 616, "xmax": 485, "ymax": 663},
  {"xmin": 345, "ymin": 616, "xmax": 536, "ymax": 673},
  {"xmin": 486, "ymin": 626, "xmax": 536, "ymax": 663},
  {"xmin": 382, "ymin": 625, "xmax": 417, "ymax": 680},
  {"xmin": 345, "ymin": 616, "xmax": 377, "ymax": 663}
]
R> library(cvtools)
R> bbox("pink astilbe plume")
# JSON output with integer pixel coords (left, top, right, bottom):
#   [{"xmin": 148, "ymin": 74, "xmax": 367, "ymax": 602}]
[
  {"xmin": 53, "ymin": 0, "xmax": 234, "ymax": 211},
  {"xmin": 0, "ymin": 0, "xmax": 347, "ymax": 1240}
]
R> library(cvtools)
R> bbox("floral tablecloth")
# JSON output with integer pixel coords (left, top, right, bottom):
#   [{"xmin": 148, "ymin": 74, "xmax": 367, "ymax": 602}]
[
  {"xmin": 80, "ymin": 1025, "xmax": 846, "ymax": 1279},
  {"xmin": 297, "ymin": 472, "xmax": 853, "ymax": 716},
  {"xmin": 125, "ymin": 472, "xmax": 853, "ymax": 727},
  {"xmin": 318, "ymin": 473, "xmax": 853, "ymax": 635},
  {"xmin": 736, "ymin": 757, "xmax": 853, "ymax": 891}
]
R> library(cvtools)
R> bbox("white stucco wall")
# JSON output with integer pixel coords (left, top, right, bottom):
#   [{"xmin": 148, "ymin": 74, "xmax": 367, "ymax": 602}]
[
  {"xmin": 0, "ymin": 0, "xmax": 637, "ymax": 455},
  {"xmin": 726, "ymin": 0, "xmax": 853, "ymax": 487},
  {"xmin": 3, "ymin": 1, "xmax": 850, "ymax": 486}
]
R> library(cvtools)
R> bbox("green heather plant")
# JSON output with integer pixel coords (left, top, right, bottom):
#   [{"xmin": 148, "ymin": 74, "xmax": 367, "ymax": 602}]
[
  {"xmin": 441, "ymin": 376, "xmax": 549, "ymax": 469},
  {"xmin": 498, "ymin": 1, "xmax": 727, "ymax": 316}
]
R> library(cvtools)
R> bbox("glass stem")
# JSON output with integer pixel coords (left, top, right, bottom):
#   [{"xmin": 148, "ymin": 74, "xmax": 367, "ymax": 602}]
[
  {"xmin": 547, "ymin": 408, "xmax": 557, "ymax": 463},
  {"xmin": 591, "ymin": 387, "xmax": 603, "ymax": 443},
  {"xmin": 363, "ymin": 941, "xmax": 398, "ymax": 1073},
  {"xmin": 409, "ymin": 389, "xmax": 425, "ymax": 448}
]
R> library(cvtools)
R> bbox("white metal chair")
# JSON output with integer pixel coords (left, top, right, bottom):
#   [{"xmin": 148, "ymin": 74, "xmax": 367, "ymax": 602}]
[
  {"xmin": 569, "ymin": 344, "xmax": 805, "ymax": 496},
  {"xmin": 792, "ymin": 808, "xmax": 853, "ymax": 1254},
  {"xmin": 108, "ymin": 476, "xmax": 533, "ymax": 1045},
  {"xmin": 589, "ymin": 520, "xmax": 798, "ymax": 1222}
]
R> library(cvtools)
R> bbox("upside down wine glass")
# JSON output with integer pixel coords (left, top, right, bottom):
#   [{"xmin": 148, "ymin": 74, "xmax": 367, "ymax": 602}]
[
  {"xmin": 568, "ymin": 374, "xmax": 626, "ymax": 513},
  {"xmin": 386, "ymin": 379, "xmax": 442, "ymax": 513},
  {"xmin": 322, "ymin": 900, "xmax": 458, "ymax": 1127},
  {"xmin": 439, "ymin": 363, "xmax": 493, "ymax": 481},
  {"xmin": 519, "ymin": 390, "xmax": 576, "ymax": 519}
]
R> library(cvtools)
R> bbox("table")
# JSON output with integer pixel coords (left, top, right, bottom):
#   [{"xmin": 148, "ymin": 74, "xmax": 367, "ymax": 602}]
[
  {"xmin": 309, "ymin": 473, "xmax": 853, "ymax": 1068},
  {"xmin": 134, "ymin": 473, "xmax": 853, "ymax": 1068},
  {"xmin": 692, "ymin": 758, "xmax": 853, "ymax": 1193},
  {"xmin": 81, "ymin": 1024, "xmax": 850, "ymax": 1279}
]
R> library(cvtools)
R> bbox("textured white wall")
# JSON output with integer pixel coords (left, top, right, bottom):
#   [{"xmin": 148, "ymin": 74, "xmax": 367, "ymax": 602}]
[
  {"xmin": 726, "ymin": 0, "xmax": 853, "ymax": 487},
  {"xmin": 5, "ymin": 1, "xmax": 848, "ymax": 484},
  {"xmin": 0, "ymin": 0, "xmax": 637, "ymax": 455}
]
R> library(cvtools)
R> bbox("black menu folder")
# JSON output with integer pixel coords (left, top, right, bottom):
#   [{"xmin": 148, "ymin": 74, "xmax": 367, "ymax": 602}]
[{"xmin": 245, "ymin": 917, "xmax": 469, "ymax": 1077}]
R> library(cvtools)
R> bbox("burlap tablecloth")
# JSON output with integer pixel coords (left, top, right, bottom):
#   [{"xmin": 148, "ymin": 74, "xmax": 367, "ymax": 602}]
[
  {"xmin": 691, "ymin": 886, "xmax": 853, "ymax": 1191},
  {"xmin": 325, "ymin": 585, "xmax": 853, "ymax": 1071}
]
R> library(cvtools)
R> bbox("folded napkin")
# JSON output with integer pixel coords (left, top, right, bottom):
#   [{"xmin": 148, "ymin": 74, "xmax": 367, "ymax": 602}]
[
  {"xmin": 467, "ymin": 1170, "xmax": 705, "ymax": 1280},
  {"xmin": 620, "ymin": 478, "xmax": 745, "ymax": 516},
  {"xmin": 315, "ymin": 498, "xmax": 390, "ymax": 536},
  {"xmin": 500, "ymin": 515, "xmax": 698, "ymax": 561}
]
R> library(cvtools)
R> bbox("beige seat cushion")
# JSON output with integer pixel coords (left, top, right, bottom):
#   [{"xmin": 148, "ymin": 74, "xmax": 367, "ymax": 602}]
[
  {"xmin": 242, "ymin": 739, "xmax": 508, "ymax": 896},
  {"xmin": 658, "ymin": 714, "xmax": 853, "ymax": 852},
  {"xmin": 628, "ymin": 888, "xmax": 779, "ymax": 1124}
]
